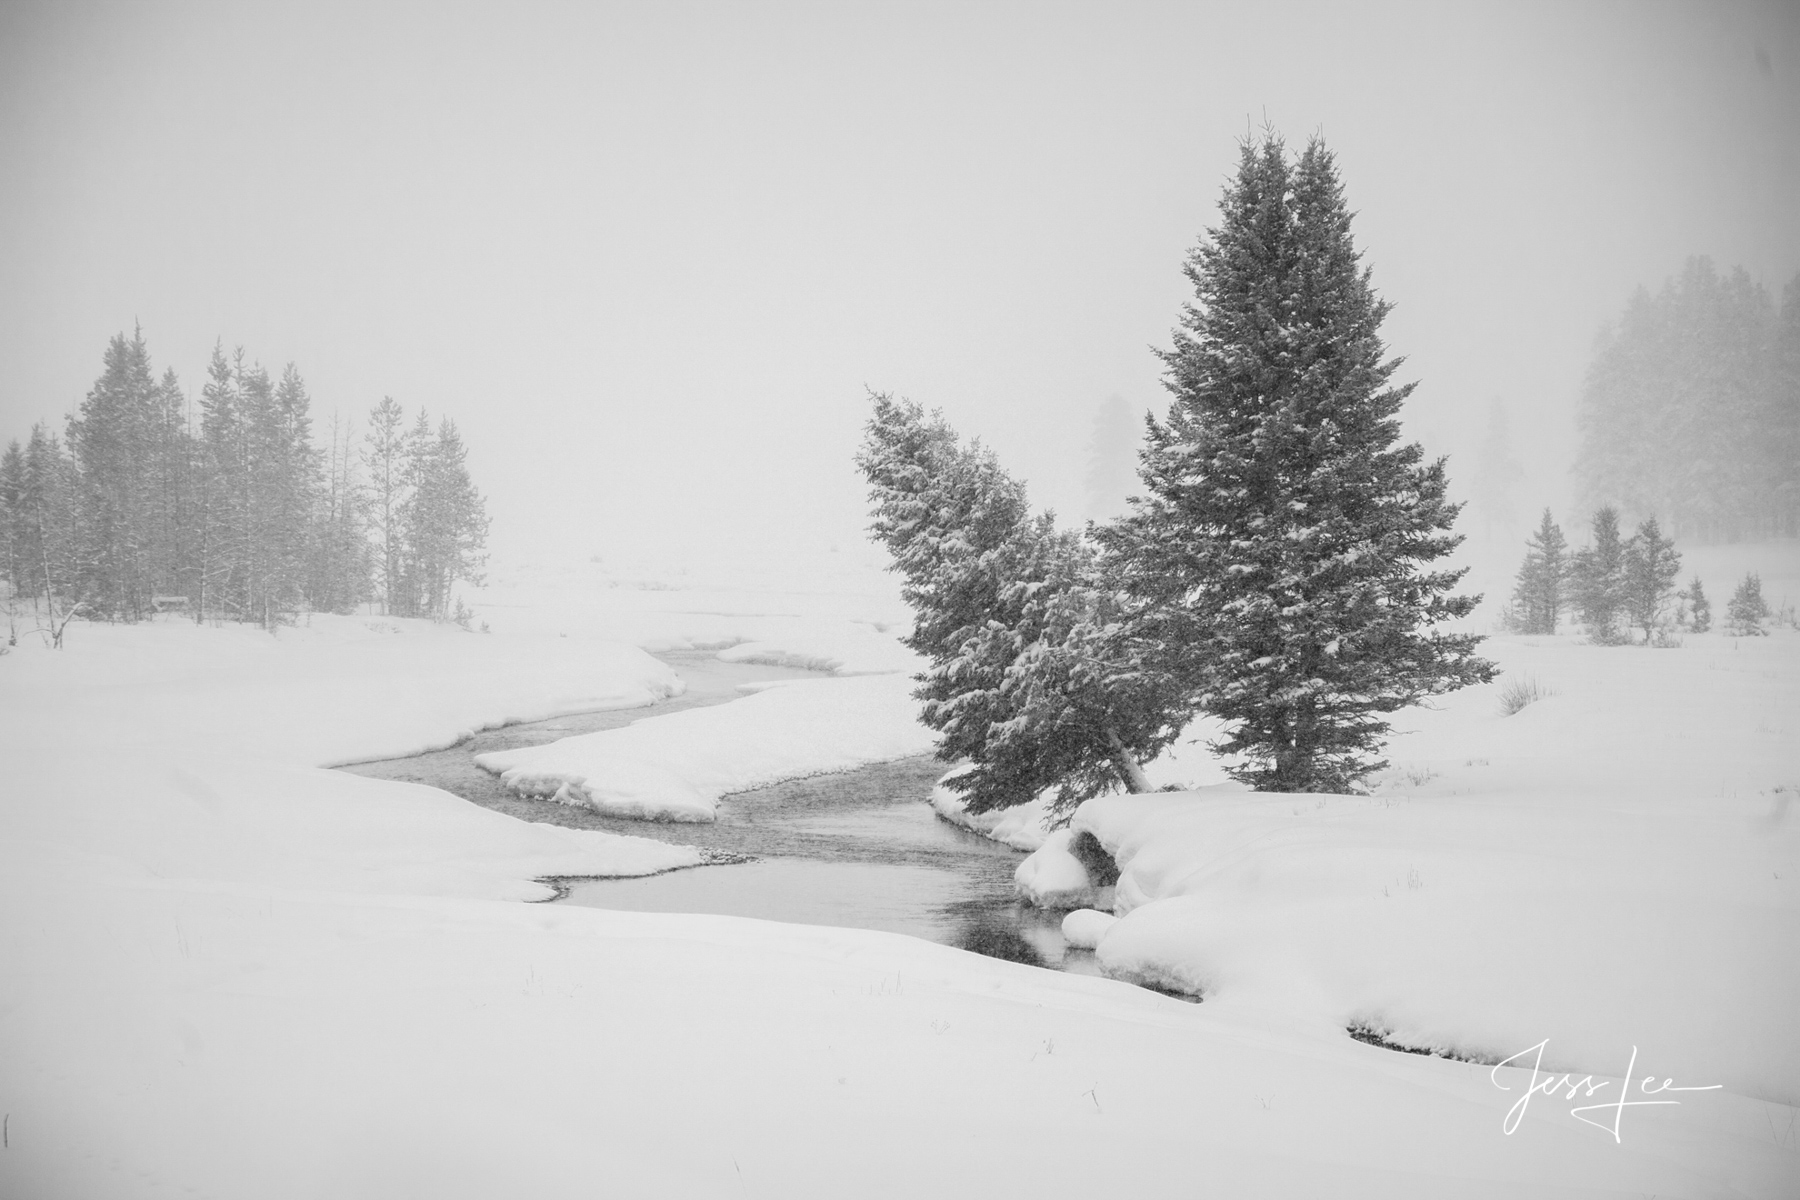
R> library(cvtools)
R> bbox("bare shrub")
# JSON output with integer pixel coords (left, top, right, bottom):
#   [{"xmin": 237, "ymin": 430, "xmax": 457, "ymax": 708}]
[{"xmin": 1498, "ymin": 674, "xmax": 1550, "ymax": 715}]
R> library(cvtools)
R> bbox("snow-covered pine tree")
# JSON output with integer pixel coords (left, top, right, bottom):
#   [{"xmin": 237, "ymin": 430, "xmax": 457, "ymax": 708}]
[
  {"xmin": 306, "ymin": 412, "xmax": 372, "ymax": 614},
  {"xmin": 195, "ymin": 344, "xmax": 243, "ymax": 622},
  {"xmin": 148, "ymin": 367, "xmax": 197, "ymax": 607},
  {"xmin": 363, "ymin": 396, "xmax": 407, "ymax": 615},
  {"xmin": 1509, "ymin": 509, "xmax": 1568, "ymax": 635},
  {"xmin": 1724, "ymin": 572, "xmax": 1769, "ymax": 636},
  {"xmin": 1620, "ymin": 517, "xmax": 1681, "ymax": 644},
  {"xmin": 856, "ymin": 393, "xmax": 1024, "ymax": 665},
  {"xmin": 65, "ymin": 329, "xmax": 163, "ymax": 619},
  {"xmin": 856, "ymin": 393, "xmax": 1177, "ymax": 814},
  {"xmin": 934, "ymin": 513, "xmax": 1185, "ymax": 814},
  {"xmin": 18, "ymin": 424, "xmax": 81, "ymax": 644},
  {"xmin": 229, "ymin": 356, "xmax": 303, "ymax": 629},
  {"xmin": 1571, "ymin": 506, "xmax": 1629, "ymax": 644},
  {"xmin": 252, "ymin": 363, "xmax": 321, "ymax": 628},
  {"xmin": 192, "ymin": 345, "xmax": 328, "ymax": 626},
  {"xmin": 396, "ymin": 415, "xmax": 488, "ymax": 619},
  {"xmin": 0, "ymin": 439, "xmax": 24, "ymax": 642},
  {"xmin": 1098, "ymin": 135, "xmax": 1493, "ymax": 793},
  {"xmin": 1683, "ymin": 574, "xmax": 1712, "ymax": 633}
]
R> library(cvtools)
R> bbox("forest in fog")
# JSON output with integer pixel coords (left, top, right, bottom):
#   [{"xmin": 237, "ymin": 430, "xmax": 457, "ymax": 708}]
[
  {"xmin": 0, "ymin": 331, "xmax": 489, "ymax": 638},
  {"xmin": 1575, "ymin": 258, "xmax": 1800, "ymax": 542}
]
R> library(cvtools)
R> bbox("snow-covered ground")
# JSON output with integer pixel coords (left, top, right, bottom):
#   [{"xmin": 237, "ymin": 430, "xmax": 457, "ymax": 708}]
[
  {"xmin": 468, "ymin": 552, "xmax": 920, "ymax": 674},
  {"xmin": 2, "ymin": 549, "xmax": 1797, "ymax": 1197},
  {"xmin": 1005, "ymin": 632, "xmax": 1800, "ymax": 1106}
]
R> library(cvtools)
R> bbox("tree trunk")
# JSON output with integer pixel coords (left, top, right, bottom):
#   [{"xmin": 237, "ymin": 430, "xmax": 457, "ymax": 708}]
[{"xmin": 1103, "ymin": 726, "xmax": 1153, "ymax": 794}]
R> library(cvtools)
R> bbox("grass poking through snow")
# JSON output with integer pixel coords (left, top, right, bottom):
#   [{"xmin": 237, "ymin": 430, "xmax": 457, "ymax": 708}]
[{"xmin": 1498, "ymin": 674, "xmax": 1551, "ymax": 716}]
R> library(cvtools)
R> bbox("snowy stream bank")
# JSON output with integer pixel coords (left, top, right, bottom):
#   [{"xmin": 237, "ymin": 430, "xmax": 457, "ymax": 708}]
[
  {"xmin": 338, "ymin": 650, "xmax": 1099, "ymax": 972},
  {"xmin": 8, "ymin": 612, "xmax": 1796, "ymax": 1196}
]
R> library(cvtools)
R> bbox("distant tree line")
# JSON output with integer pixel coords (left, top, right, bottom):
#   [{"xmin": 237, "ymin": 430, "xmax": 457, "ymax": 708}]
[
  {"xmin": 1575, "ymin": 258, "xmax": 1800, "ymax": 542},
  {"xmin": 1508, "ymin": 505, "xmax": 1777, "ymax": 641},
  {"xmin": 0, "ymin": 329, "xmax": 488, "ymax": 641}
]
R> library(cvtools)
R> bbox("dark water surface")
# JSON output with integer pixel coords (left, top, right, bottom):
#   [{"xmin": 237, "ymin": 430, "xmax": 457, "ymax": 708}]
[{"xmin": 338, "ymin": 651, "xmax": 1097, "ymax": 973}]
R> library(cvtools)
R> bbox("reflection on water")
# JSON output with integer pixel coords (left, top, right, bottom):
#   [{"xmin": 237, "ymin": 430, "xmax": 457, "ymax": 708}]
[
  {"xmin": 560, "ymin": 827, "xmax": 1101, "ymax": 976},
  {"xmin": 564, "ymin": 859, "xmax": 961, "ymax": 940},
  {"xmin": 340, "ymin": 650, "xmax": 1103, "ymax": 975}
]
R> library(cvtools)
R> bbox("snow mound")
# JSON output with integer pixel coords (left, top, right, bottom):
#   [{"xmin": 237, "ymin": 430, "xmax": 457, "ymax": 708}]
[
  {"xmin": 1067, "ymin": 782, "xmax": 1800, "ymax": 1105},
  {"xmin": 546, "ymin": 764, "xmax": 715, "ymax": 823},
  {"xmin": 1013, "ymin": 828, "xmax": 1108, "ymax": 909},
  {"xmin": 1061, "ymin": 908, "xmax": 1118, "ymax": 950},
  {"xmin": 477, "ymin": 673, "xmax": 936, "ymax": 821}
]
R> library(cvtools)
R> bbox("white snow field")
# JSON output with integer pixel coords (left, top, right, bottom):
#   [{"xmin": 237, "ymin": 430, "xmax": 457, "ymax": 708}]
[
  {"xmin": 2, "ymin": 555, "xmax": 1797, "ymax": 1198},
  {"xmin": 467, "ymin": 553, "xmax": 922, "ymax": 674}
]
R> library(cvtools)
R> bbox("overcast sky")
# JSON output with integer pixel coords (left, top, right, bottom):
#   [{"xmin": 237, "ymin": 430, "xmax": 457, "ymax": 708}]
[{"xmin": 2, "ymin": 1, "xmax": 1796, "ymax": 569}]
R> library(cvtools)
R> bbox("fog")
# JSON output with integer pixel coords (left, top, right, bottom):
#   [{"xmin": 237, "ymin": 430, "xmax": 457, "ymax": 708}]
[{"xmin": 3, "ymin": 1, "xmax": 1796, "ymax": 574}]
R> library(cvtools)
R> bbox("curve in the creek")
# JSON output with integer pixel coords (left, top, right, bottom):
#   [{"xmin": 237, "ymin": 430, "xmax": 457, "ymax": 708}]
[{"xmin": 336, "ymin": 649, "xmax": 1102, "ymax": 975}]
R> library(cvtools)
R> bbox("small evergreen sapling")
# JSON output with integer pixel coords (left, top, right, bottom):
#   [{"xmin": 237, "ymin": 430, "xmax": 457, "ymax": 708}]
[
  {"xmin": 1571, "ymin": 507, "xmax": 1629, "ymax": 644},
  {"xmin": 1508, "ymin": 509, "xmax": 1568, "ymax": 635},
  {"xmin": 1620, "ymin": 517, "xmax": 1681, "ymax": 644},
  {"xmin": 1725, "ymin": 572, "xmax": 1769, "ymax": 636},
  {"xmin": 1681, "ymin": 574, "xmax": 1711, "ymax": 633}
]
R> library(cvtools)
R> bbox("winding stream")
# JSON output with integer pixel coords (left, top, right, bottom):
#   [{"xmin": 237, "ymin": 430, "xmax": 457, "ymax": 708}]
[{"xmin": 338, "ymin": 651, "xmax": 1099, "ymax": 974}]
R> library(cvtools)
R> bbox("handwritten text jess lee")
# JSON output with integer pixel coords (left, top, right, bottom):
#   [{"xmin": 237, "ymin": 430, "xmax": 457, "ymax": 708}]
[{"xmin": 1490, "ymin": 1041, "xmax": 1721, "ymax": 1141}]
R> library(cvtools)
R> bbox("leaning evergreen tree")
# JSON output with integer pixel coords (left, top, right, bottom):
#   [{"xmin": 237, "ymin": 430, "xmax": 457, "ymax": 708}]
[
  {"xmin": 856, "ymin": 393, "xmax": 1177, "ymax": 814},
  {"xmin": 1099, "ymin": 135, "xmax": 1493, "ymax": 793},
  {"xmin": 1509, "ymin": 509, "xmax": 1568, "ymax": 635},
  {"xmin": 1620, "ymin": 516, "xmax": 1681, "ymax": 644},
  {"xmin": 857, "ymin": 394, "xmax": 1023, "ymax": 667}
]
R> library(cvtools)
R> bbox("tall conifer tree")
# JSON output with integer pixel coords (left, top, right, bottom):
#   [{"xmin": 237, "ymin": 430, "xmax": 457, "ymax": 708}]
[
  {"xmin": 363, "ymin": 396, "xmax": 407, "ymax": 614},
  {"xmin": 65, "ymin": 329, "xmax": 161, "ymax": 618},
  {"xmin": 1100, "ymin": 135, "xmax": 1492, "ymax": 793},
  {"xmin": 197, "ymin": 344, "xmax": 244, "ymax": 620}
]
